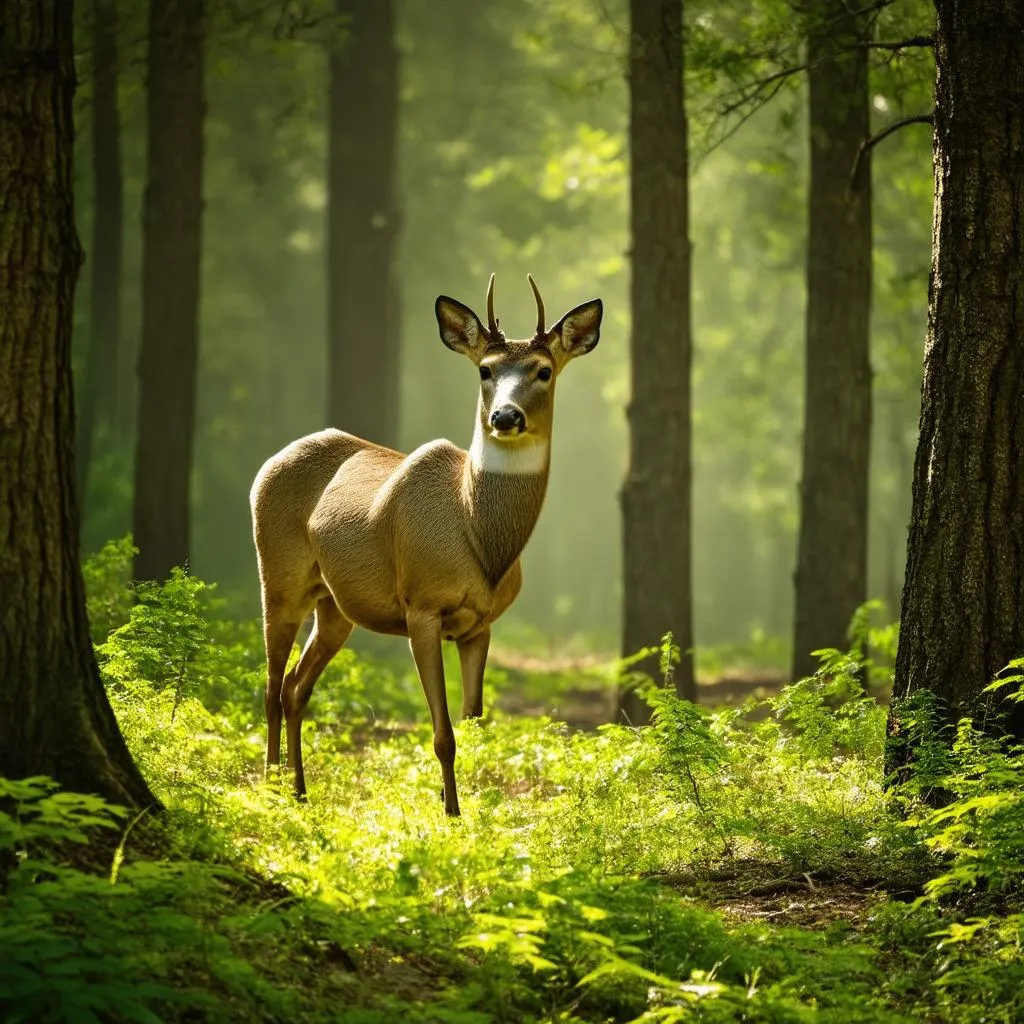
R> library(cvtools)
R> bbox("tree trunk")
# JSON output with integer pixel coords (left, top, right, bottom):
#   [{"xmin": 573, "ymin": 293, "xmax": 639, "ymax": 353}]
[
  {"xmin": 132, "ymin": 0, "xmax": 204, "ymax": 583},
  {"xmin": 619, "ymin": 0, "xmax": 696, "ymax": 723},
  {"xmin": 888, "ymin": 0, "xmax": 1024, "ymax": 760},
  {"xmin": 77, "ymin": 0, "xmax": 125, "ymax": 518},
  {"xmin": 326, "ymin": 0, "xmax": 400, "ymax": 447},
  {"xmin": 791, "ymin": 0, "xmax": 873, "ymax": 681},
  {"xmin": 0, "ymin": 1, "xmax": 156, "ymax": 808}
]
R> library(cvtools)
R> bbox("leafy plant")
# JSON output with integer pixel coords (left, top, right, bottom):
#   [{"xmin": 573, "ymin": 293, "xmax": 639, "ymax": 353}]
[{"xmin": 82, "ymin": 535, "xmax": 137, "ymax": 644}]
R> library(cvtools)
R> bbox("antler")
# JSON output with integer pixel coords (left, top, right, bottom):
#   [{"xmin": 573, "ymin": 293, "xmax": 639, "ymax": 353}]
[
  {"xmin": 528, "ymin": 274, "xmax": 546, "ymax": 339},
  {"xmin": 486, "ymin": 273, "xmax": 500, "ymax": 338}
]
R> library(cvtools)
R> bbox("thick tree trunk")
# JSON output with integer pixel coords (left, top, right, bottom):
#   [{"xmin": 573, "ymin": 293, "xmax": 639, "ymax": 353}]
[
  {"xmin": 791, "ymin": 0, "xmax": 873, "ymax": 680},
  {"xmin": 326, "ymin": 0, "xmax": 400, "ymax": 447},
  {"xmin": 619, "ymin": 0, "xmax": 696, "ymax": 723},
  {"xmin": 132, "ymin": 0, "xmax": 204, "ymax": 582},
  {"xmin": 0, "ymin": 1, "xmax": 155, "ymax": 808},
  {"xmin": 888, "ymin": 0, "xmax": 1024, "ymax": 759},
  {"xmin": 77, "ymin": 0, "xmax": 124, "ymax": 517}
]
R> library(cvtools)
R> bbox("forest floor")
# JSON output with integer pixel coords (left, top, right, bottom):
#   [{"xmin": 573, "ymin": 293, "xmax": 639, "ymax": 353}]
[
  {"xmin": 653, "ymin": 865, "xmax": 889, "ymax": 929},
  {"xmin": 4, "ymin": 557, "xmax": 1021, "ymax": 1023},
  {"xmin": 490, "ymin": 646, "xmax": 790, "ymax": 730}
]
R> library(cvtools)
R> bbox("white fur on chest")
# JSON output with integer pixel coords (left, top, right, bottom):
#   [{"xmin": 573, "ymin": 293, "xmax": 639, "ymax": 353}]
[{"xmin": 469, "ymin": 430, "xmax": 549, "ymax": 475}]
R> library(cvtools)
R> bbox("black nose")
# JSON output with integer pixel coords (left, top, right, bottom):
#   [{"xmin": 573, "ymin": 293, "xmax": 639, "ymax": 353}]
[{"xmin": 490, "ymin": 405, "xmax": 525, "ymax": 433}]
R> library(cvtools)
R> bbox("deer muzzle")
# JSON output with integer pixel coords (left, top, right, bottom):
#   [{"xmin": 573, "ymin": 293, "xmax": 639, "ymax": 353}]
[{"xmin": 489, "ymin": 405, "xmax": 526, "ymax": 435}]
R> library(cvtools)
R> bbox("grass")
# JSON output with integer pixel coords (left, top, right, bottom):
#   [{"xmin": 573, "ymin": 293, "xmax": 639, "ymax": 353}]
[{"xmin": 2, "ymin": 541, "xmax": 1023, "ymax": 1023}]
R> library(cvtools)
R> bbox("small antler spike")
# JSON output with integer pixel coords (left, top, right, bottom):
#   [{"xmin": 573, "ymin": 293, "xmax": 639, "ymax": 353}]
[
  {"xmin": 486, "ymin": 273, "xmax": 499, "ymax": 337},
  {"xmin": 528, "ymin": 273, "xmax": 546, "ymax": 338}
]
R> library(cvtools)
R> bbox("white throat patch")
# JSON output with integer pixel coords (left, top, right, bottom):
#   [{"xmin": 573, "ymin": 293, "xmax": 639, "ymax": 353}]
[{"xmin": 470, "ymin": 428, "xmax": 549, "ymax": 475}]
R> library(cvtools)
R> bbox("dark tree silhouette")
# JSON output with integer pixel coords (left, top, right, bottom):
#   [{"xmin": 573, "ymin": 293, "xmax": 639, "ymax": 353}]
[
  {"xmin": 326, "ymin": 0, "xmax": 400, "ymax": 446},
  {"xmin": 77, "ymin": 0, "xmax": 126, "ymax": 516},
  {"xmin": 888, "ymin": 0, "xmax": 1024, "ymax": 761},
  {"xmin": 133, "ymin": 0, "xmax": 205, "ymax": 582},
  {"xmin": 792, "ymin": 0, "xmax": 872, "ymax": 680},
  {"xmin": 619, "ymin": 0, "xmax": 696, "ymax": 723},
  {"xmin": 0, "ymin": 0, "xmax": 155, "ymax": 807}
]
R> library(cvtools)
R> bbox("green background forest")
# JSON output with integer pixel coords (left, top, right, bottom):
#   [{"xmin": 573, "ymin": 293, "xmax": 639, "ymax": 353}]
[
  {"xmin": 3, "ymin": 0, "xmax": 1024, "ymax": 1022},
  {"xmin": 71, "ymin": 0, "xmax": 932, "ymax": 656}
]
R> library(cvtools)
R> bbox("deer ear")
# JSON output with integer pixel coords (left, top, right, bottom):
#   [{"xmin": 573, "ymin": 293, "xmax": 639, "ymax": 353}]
[
  {"xmin": 549, "ymin": 298, "xmax": 603, "ymax": 365},
  {"xmin": 436, "ymin": 296, "xmax": 486, "ymax": 361}
]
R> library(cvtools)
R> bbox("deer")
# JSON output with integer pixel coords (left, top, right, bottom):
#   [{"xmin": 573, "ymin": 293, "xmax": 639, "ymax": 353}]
[{"xmin": 250, "ymin": 275, "xmax": 602, "ymax": 816}]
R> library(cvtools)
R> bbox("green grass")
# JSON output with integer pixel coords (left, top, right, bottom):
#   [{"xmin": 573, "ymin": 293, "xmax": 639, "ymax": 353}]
[{"xmin": 2, "ymin": 541, "xmax": 1023, "ymax": 1023}]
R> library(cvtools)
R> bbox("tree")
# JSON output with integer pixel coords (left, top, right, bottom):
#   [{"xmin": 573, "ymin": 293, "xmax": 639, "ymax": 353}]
[
  {"xmin": 888, "ymin": 0, "xmax": 1024, "ymax": 755},
  {"xmin": 77, "ymin": 0, "xmax": 126, "ymax": 517},
  {"xmin": 132, "ymin": 0, "xmax": 205, "ymax": 582},
  {"xmin": 619, "ymin": 0, "xmax": 696, "ymax": 723},
  {"xmin": 0, "ymin": 0, "xmax": 155, "ymax": 808},
  {"xmin": 326, "ymin": 0, "xmax": 400, "ymax": 447},
  {"xmin": 791, "ymin": 0, "xmax": 872, "ymax": 681}
]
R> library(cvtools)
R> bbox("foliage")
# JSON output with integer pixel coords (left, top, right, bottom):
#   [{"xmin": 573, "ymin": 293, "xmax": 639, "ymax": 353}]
[
  {"xmin": 99, "ymin": 566, "xmax": 212, "ymax": 712},
  {"xmin": 0, "ymin": 565, "xmax": 1006, "ymax": 1020},
  {"xmin": 0, "ymin": 778, "xmax": 354, "ymax": 1023},
  {"xmin": 884, "ymin": 679, "xmax": 1024, "ymax": 1024},
  {"xmin": 81, "ymin": 534, "xmax": 137, "ymax": 644}
]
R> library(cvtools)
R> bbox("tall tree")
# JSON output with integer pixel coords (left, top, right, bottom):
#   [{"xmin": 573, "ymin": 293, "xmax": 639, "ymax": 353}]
[
  {"xmin": 888, "ymin": 0, "xmax": 1024, "ymax": 755},
  {"xmin": 791, "ymin": 0, "xmax": 872, "ymax": 680},
  {"xmin": 326, "ymin": 0, "xmax": 400, "ymax": 447},
  {"xmin": 77, "ymin": 0, "xmax": 125, "ymax": 515},
  {"xmin": 0, "ymin": 0, "xmax": 155, "ymax": 807},
  {"xmin": 132, "ymin": 0, "xmax": 205, "ymax": 582},
  {"xmin": 619, "ymin": 0, "xmax": 696, "ymax": 723}
]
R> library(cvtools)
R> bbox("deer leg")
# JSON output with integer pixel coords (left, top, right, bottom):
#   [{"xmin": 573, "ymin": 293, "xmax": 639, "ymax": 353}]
[
  {"xmin": 457, "ymin": 627, "xmax": 490, "ymax": 719},
  {"xmin": 283, "ymin": 596, "xmax": 353, "ymax": 799},
  {"xmin": 262, "ymin": 607, "xmax": 303, "ymax": 774},
  {"xmin": 408, "ymin": 612, "xmax": 459, "ymax": 816}
]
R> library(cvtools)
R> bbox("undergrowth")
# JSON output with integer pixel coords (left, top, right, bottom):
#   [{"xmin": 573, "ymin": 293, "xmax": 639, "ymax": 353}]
[{"xmin": 2, "ymin": 538, "xmax": 1023, "ymax": 1022}]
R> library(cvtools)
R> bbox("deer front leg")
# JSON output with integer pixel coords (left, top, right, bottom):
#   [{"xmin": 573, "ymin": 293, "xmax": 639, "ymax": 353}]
[
  {"xmin": 407, "ymin": 611, "xmax": 460, "ymax": 816},
  {"xmin": 457, "ymin": 627, "xmax": 490, "ymax": 719}
]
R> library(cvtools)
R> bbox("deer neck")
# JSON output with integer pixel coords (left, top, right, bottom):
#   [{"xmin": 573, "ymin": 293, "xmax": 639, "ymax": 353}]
[{"xmin": 462, "ymin": 421, "xmax": 551, "ymax": 585}]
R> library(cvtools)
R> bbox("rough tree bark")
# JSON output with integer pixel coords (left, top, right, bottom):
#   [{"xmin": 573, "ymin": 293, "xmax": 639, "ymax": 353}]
[
  {"xmin": 619, "ymin": 0, "xmax": 696, "ymax": 723},
  {"xmin": 888, "ymin": 0, "xmax": 1024, "ymax": 759},
  {"xmin": 77, "ymin": 0, "xmax": 125, "ymax": 516},
  {"xmin": 791, "ymin": 0, "xmax": 873, "ymax": 680},
  {"xmin": 132, "ymin": 0, "xmax": 205, "ymax": 582},
  {"xmin": 326, "ymin": 0, "xmax": 400, "ymax": 446},
  {"xmin": 0, "ymin": 1, "xmax": 155, "ymax": 807}
]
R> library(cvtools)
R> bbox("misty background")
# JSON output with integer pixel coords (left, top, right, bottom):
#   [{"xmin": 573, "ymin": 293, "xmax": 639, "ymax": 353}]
[{"xmin": 70, "ymin": 0, "xmax": 933, "ymax": 663}]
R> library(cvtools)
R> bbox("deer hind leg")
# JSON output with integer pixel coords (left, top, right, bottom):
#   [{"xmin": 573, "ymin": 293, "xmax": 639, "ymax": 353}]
[
  {"xmin": 408, "ymin": 611, "xmax": 459, "ymax": 816},
  {"xmin": 283, "ymin": 595, "xmax": 353, "ymax": 799},
  {"xmin": 262, "ymin": 599, "xmax": 305, "ymax": 775},
  {"xmin": 458, "ymin": 627, "xmax": 490, "ymax": 719}
]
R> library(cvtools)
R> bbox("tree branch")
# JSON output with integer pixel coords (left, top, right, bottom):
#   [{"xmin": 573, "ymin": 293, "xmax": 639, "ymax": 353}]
[
  {"xmin": 851, "ymin": 113, "xmax": 934, "ymax": 182},
  {"xmin": 850, "ymin": 35, "xmax": 934, "ymax": 50},
  {"xmin": 717, "ymin": 61, "xmax": 810, "ymax": 118}
]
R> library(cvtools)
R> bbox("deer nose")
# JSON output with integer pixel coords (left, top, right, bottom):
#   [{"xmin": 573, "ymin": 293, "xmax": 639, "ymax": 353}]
[{"xmin": 490, "ymin": 405, "xmax": 525, "ymax": 433}]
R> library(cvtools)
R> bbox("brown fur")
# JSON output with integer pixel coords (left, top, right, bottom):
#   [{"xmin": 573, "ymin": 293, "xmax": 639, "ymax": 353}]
[{"xmin": 251, "ymin": 278, "xmax": 602, "ymax": 815}]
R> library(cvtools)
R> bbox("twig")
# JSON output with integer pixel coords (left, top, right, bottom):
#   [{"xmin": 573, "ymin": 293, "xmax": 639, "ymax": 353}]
[
  {"xmin": 718, "ymin": 61, "xmax": 811, "ymax": 118},
  {"xmin": 850, "ymin": 113, "xmax": 934, "ymax": 182},
  {"xmin": 850, "ymin": 35, "xmax": 934, "ymax": 50},
  {"xmin": 695, "ymin": 73, "xmax": 795, "ymax": 164}
]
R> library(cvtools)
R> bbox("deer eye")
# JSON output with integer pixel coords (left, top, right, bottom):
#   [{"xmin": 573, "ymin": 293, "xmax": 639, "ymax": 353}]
[
  {"xmin": 479, "ymin": 365, "xmax": 493, "ymax": 381},
  {"xmin": 537, "ymin": 366, "xmax": 553, "ymax": 382}
]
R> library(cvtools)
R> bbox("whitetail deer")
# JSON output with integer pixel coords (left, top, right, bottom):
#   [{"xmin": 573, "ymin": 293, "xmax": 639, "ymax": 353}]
[{"xmin": 250, "ymin": 275, "xmax": 602, "ymax": 815}]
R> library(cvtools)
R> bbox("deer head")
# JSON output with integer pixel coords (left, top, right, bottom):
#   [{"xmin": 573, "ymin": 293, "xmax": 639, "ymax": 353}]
[{"xmin": 435, "ymin": 275, "xmax": 603, "ymax": 473}]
